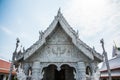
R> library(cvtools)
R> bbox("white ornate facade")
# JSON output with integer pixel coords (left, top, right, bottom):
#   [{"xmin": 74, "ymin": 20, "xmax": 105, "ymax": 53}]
[{"xmin": 15, "ymin": 10, "xmax": 102, "ymax": 80}]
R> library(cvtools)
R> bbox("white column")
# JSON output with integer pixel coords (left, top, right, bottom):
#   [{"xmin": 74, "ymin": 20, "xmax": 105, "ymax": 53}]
[
  {"xmin": 32, "ymin": 61, "xmax": 40, "ymax": 80},
  {"xmin": 91, "ymin": 62, "xmax": 97, "ymax": 80},
  {"xmin": 3, "ymin": 75, "xmax": 6, "ymax": 80},
  {"xmin": 77, "ymin": 62, "xmax": 86, "ymax": 80}
]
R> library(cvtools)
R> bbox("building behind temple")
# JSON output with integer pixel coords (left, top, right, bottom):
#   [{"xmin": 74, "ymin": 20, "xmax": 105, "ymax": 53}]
[
  {"xmin": 100, "ymin": 45, "xmax": 120, "ymax": 80},
  {"xmin": 0, "ymin": 59, "xmax": 16, "ymax": 80},
  {"xmin": 14, "ymin": 10, "xmax": 102, "ymax": 80}
]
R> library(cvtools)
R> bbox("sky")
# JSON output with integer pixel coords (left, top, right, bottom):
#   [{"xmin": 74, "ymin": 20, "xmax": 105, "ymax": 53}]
[{"xmin": 0, "ymin": 0, "xmax": 120, "ymax": 61}]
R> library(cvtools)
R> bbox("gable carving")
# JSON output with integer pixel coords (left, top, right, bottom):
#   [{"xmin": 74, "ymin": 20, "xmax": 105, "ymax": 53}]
[
  {"xmin": 47, "ymin": 26, "xmax": 71, "ymax": 45},
  {"xmin": 27, "ymin": 25, "xmax": 90, "ymax": 62},
  {"xmin": 29, "ymin": 42, "xmax": 89, "ymax": 62}
]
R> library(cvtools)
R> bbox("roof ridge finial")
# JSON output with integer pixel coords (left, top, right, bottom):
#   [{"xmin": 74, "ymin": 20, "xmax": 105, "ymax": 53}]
[
  {"xmin": 58, "ymin": 7, "xmax": 61, "ymax": 13},
  {"xmin": 113, "ymin": 40, "xmax": 117, "ymax": 48},
  {"xmin": 57, "ymin": 8, "xmax": 61, "ymax": 17}
]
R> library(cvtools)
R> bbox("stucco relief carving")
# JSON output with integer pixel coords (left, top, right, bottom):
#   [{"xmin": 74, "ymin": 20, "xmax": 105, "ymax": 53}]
[
  {"xmin": 16, "ymin": 63, "xmax": 27, "ymax": 80},
  {"xmin": 46, "ymin": 44, "xmax": 72, "ymax": 54},
  {"xmin": 52, "ymin": 46, "xmax": 66, "ymax": 56},
  {"xmin": 29, "ymin": 42, "xmax": 85, "ymax": 62},
  {"xmin": 23, "ymin": 63, "xmax": 30, "ymax": 75}
]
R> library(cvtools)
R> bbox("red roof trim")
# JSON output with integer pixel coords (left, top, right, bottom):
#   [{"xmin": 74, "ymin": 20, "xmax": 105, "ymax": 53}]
[
  {"xmin": 100, "ymin": 76, "xmax": 120, "ymax": 78},
  {"xmin": 100, "ymin": 67, "xmax": 120, "ymax": 72},
  {"xmin": 0, "ymin": 59, "xmax": 16, "ymax": 75},
  {"xmin": 0, "ymin": 69, "xmax": 16, "ymax": 75}
]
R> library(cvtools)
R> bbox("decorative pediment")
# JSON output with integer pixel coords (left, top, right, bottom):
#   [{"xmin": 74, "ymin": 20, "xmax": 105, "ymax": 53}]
[{"xmin": 23, "ymin": 9, "xmax": 102, "ymax": 62}]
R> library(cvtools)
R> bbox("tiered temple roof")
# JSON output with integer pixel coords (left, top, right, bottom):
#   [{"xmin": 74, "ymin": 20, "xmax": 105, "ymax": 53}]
[
  {"xmin": 100, "ymin": 46, "xmax": 120, "ymax": 78},
  {"xmin": 0, "ymin": 59, "xmax": 16, "ymax": 74}
]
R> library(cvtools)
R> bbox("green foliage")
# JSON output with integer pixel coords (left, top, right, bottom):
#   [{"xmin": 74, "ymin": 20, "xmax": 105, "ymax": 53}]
[{"xmin": 117, "ymin": 47, "xmax": 120, "ymax": 50}]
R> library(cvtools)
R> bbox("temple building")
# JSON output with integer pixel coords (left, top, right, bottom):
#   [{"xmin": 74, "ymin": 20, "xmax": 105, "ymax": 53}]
[
  {"xmin": 14, "ymin": 10, "xmax": 102, "ymax": 80},
  {"xmin": 100, "ymin": 46, "xmax": 120, "ymax": 80},
  {"xmin": 0, "ymin": 59, "xmax": 16, "ymax": 80}
]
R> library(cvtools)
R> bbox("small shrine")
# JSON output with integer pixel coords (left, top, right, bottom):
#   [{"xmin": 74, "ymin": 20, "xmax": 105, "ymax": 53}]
[{"xmin": 14, "ymin": 10, "xmax": 102, "ymax": 80}]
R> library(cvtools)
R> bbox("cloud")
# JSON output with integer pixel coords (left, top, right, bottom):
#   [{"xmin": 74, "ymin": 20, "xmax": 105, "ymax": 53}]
[
  {"xmin": 63, "ymin": 0, "xmax": 120, "ymax": 59},
  {"xmin": 64, "ymin": 0, "xmax": 119, "ymax": 37},
  {"xmin": 1, "ymin": 27, "xmax": 13, "ymax": 35}
]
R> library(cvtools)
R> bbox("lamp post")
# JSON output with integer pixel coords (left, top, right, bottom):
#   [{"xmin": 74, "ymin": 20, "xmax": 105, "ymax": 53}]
[
  {"xmin": 8, "ymin": 38, "xmax": 20, "ymax": 80},
  {"xmin": 100, "ymin": 39, "xmax": 111, "ymax": 80}
]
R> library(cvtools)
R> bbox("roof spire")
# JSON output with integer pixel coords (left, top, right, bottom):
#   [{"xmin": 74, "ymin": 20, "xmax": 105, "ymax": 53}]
[
  {"xmin": 58, "ymin": 8, "xmax": 61, "ymax": 13},
  {"xmin": 57, "ymin": 8, "xmax": 62, "ymax": 17},
  {"xmin": 113, "ymin": 40, "xmax": 117, "ymax": 48}
]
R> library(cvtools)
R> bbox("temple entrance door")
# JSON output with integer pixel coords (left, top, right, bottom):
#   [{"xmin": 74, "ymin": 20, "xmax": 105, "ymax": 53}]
[
  {"xmin": 55, "ymin": 67, "xmax": 65, "ymax": 80},
  {"xmin": 42, "ymin": 64, "xmax": 76, "ymax": 80},
  {"xmin": 59, "ymin": 65, "xmax": 76, "ymax": 80}
]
